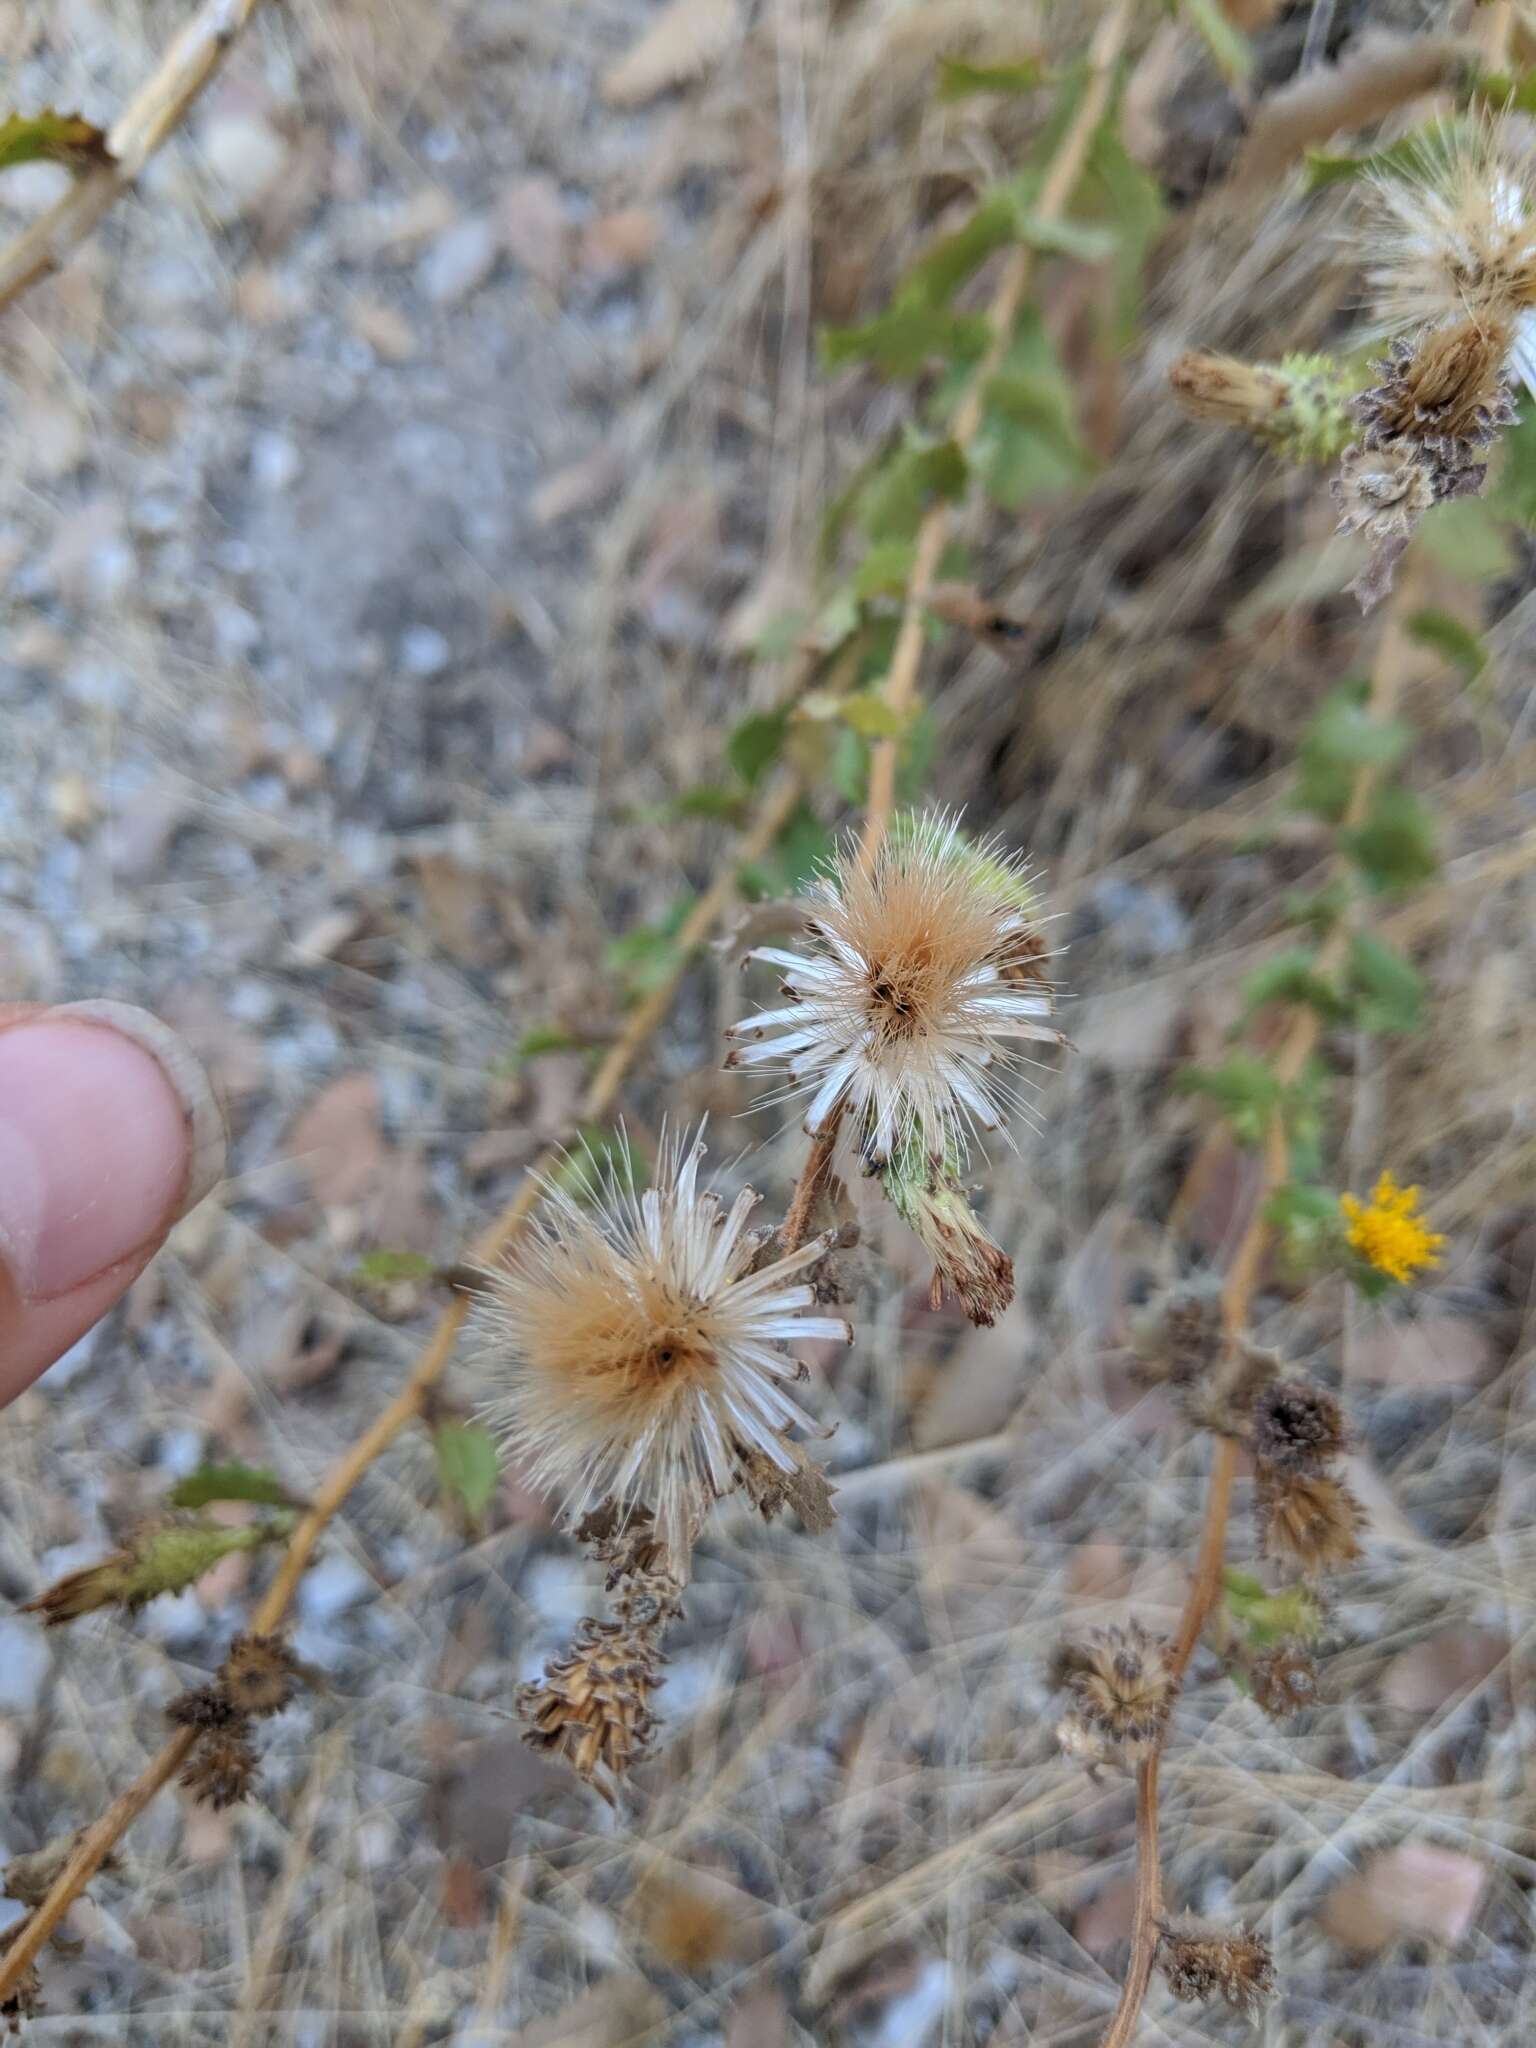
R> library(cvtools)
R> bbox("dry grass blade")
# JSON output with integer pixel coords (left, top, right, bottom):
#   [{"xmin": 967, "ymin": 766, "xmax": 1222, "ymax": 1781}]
[
  {"xmin": 602, "ymin": 0, "xmax": 741, "ymax": 109},
  {"xmin": 0, "ymin": 0, "xmax": 268, "ymax": 312}
]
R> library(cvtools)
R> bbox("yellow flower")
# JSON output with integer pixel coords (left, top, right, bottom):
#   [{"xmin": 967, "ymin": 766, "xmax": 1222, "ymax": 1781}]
[{"xmin": 1340, "ymin": 1172, "xmax": 1445, "ymax": 1284}]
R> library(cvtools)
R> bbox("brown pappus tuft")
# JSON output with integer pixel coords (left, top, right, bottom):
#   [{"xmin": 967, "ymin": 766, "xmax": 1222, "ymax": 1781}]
[
  {"xmin": 1158, "ymin": 1921, "xmax": 1275, "ymax": 2015},
  {"xmin": 180, "ymin": 1722, "xmax": 260, "ymax": 1810},
  {"xmin": 166, "ymin": 1684, "xmax": 239, "ymax": 1732},
  {"xmin": 1356, "ymin": 318, "xmax": 1517, "ymax": 461},
  {"xmin": 221, "ymin": 1632, "xmax": 302, "ymax": 1718},
  {"xmin": 1255, "ymin": 1469, "xmax": 1365, "ymax": 1576},
  {"xmin": 1250, "ymin": 1377, "xmax": 1349, "ymax": 1476}
]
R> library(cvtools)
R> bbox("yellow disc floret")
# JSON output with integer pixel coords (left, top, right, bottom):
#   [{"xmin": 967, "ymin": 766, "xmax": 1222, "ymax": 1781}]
[{"xmin": 1340, "ymin": 1172, "xmax": 1445, "ymax": 1284}]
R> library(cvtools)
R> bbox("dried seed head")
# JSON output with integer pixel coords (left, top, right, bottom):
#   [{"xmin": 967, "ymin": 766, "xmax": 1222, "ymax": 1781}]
[
  {"xmin": 729, "ymin": 812, "xmax": 1061, "ymax": 1169},
  {"xmin": 221, "ymin": 1633, "xmax": 301, "ymax": 1718},
  {"xmin": 880, "ymin": 1131, "xmax": 1014, "ymax": 1326},
  {"xmin": 1250, "ymin": 1639, "xmax": 1321, "ymax": 1719},
  {"xmin": 1255, "ymin": 1469, "xmax": 1365, "ymax": 1576},
  {"xmin": 476, "ymin": 1129, "xmax": 851, "ymax": 1556},
  {"xmin": 1070, "ymin": 1621, "xmax": 1176, "ymax": 1751},
  {"xmin": 1332, "ymin": 439, "xmax": 1437, "ymax": 545},
  {"xmin": 180, "ymin": 1722, "xmax": 259, "ymax": 1810},
  {"xmin": 1170, "ymin": 351, "xmax": 1289, "ymax": 428},
  {"xmin": 166, "ymin": 1684, "xmax": 240, "ymax": 1732},
  {"xmin": 1356, "ymin": 318, "xmax": 1517, "ymax": 461},
  {"xmin": 517, "ymin": 1612, "xmax": 669, "ymax": 1795},
  {"xmin": 1158, "ymin": 1921, "xmax": 1275, "ymax": 2015},
  {"xmin": 737, "ymin": 1435, "xmax": 839, "ymax": 1533},
  {"xmin": 1133, "ymin": 1285, "xmax": 1279, "ymax": 1434},
  {"xmin": 1363, "ymin": 118, "xmax": 1536, "ymax": 363},
  {"xmin": 1056, "ymin": 1712, "xmax": 1111, "ymax": 1771},
  {"xmin": 1250, "ymin": 1377, "xmax": 1349, "ymax": 1476}
]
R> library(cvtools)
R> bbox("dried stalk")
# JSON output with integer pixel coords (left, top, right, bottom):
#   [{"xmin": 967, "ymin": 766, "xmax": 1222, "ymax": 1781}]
[
  {"xmin": 856, "ymin": 0, "xmax": 1137, "ymax": 870},
  {"xmin": 0, "ymin": 0, "xmax": 268, "ymax": 313},
  {"xmin": 778, "ymin": 1107, "xmax": 844, "ymax": 1257},
  {"xmin": 1097, "ymin": 579, "xmax": 1420, "ymax": 2048},
  {"xmin": 0, "ymin": 767, "xmax": 804, "ymax": 2002}
]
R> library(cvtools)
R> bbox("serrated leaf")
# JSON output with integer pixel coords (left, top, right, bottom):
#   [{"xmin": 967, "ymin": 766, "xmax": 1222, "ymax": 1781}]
[
  {"xmin": 1183, "ymin": 0, "xmax": 1253, "ymax": 84},
  {"xmin": 168, "ymin": 1462, "xmax": 300, "ymax": 1511},
  {"xmin": 434, "ymin": 1422, "xmax": 500, "ymax": 1528},
  {"xmin": 1342, "ymin": 786, "xmax": 1438, "ymax": 894},
  {"xmin": 973, "ymin": 312, "xmax": 1086, "ymax": 507},
  {"xmin": 727, "ymin": 708, "xmax": 789, "ymax": 786},
  {"xmin": 1346, "ymin": 931, "xmax": 1424, "ymax": 1032},
  {"xmin": 936, "ymin": 57, "xmax": 1045, "ymax": 100},
  {"xmin": 856, "ymin": 437, "xmax": 968, "ymax": 541},
  {"xmin": 820, "ymin": 303, "xmax": 991, "ymax": 380},
  {"xmin": 1241, "ymin": 949, "xmax": 1347, "ymax": 1022},
  {"xmin": 901, "ymin": 189, "xmax": 1020, "ymax": 309},
  {"xmin": 1407, "ymin": 607, "xmax": 1487, "ymax": 678},
  {"xmin": 1179, "ymin": 1053, "xmax": 1283, "ymax": 1145},
  {"xmin": 852, "ymin": 540, "xmax": 917, "ymax": 598},
  {"xmin": 1294, "ymin": 682, "xmax": 1412, "ymax": 822},
  {"xmin": 355, "ymin": 1248, "xmax": 437, "ymax": 1284},
  {"xmin": 0, "ymin": 108, "xmax": 110, "ymax": 174},
  {"xmin": 838, "ymin": 691, "xmax": 907, "ymax": 738},
  {"xmin": 1303, "ymin": 131, "xmax": 1429, "ymax": 191},
  {"xmin": 1418, "ymin": 496, "xmax": 1514, "ymax": 582}
]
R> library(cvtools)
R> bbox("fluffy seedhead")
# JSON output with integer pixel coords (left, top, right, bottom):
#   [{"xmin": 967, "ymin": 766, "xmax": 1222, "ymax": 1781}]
[
  {"xmin": 180, "ymin": 1723, "xmax": 259, "ymax": 1810},
  {"xmin": 1157, "ymin": 1921, "xmax": 1275, "ymax": 2016},
  {"xmin": 221, "ymin": 1632, "xmax": 301, "ymax": 1719},
  {"xmin": 1250, "ymin": 1639, "xmax": 1321, "ymax": 1720},
  {"xmin": 1067, "ymin": 1621, "xmax": 1176, "ymax": 1753},
  {"xmin": 729, "ymin": 813, "xmax": 1060, "ymax": 1170},
  {"xmin": 1363, "ymin": 119, "xmax": 1536, "ymax": 364},
  {"xmin": 1250, "ymin": 1377, "xmax": 1349, "ymax": 1476},
  {"xmin": 1255, "ymin": 1469, "xmax": 1365, "ymax": 1576},
  {"xmin": 476, "ymin": 1131, "xmax": 851, "ymax": 1556}
]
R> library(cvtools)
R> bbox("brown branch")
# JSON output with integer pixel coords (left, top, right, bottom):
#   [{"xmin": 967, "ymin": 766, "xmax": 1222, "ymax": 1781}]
[
  {"xmin": 856, "ymin": 0, "xmax": 1137, "ymax": 871},
  {"xmin": 778, "ymin": 1108, "xmax": 845, "ymax": 1257},
  {"xmin": 0, "ymin": 0, "xmax": 269, "ymax": 314},
  {"xmin": 1097, "ymin": 577, "xmax": 1420, "ymax": 2048},
  {"xmin": 0, "ymin": 767, "xmax": 805, "ymax": 2002}
]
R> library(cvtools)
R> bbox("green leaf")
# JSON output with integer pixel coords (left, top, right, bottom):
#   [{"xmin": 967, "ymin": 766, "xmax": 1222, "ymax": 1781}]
[
  {"xmin": 667, "ymin": 783, "xmax": 748, "ymax": 822},
  {"xmin": 852, "ymin": 540, "xmax": 917, "ymax": 598},
  {"xmin": 1265, "ymin": 1182, "xmax": 1344, "ymax": 1267},
  {"xmin": 0, "ymin": 108, "xmax": 110, "ymax": 173},
  {"xmin": 1179, "ymin": 1053, "xmax": 1283, "ymax": 1145},
  {"xmin": 1183, "ymin": 0, "xmax": 1253, "ymax": 84},
  {"xmin": 727, "ymin": 709, "xmax": 789, "ymax": 786},
  {"xmin": 895, "ymin": 706, "xmax": 937, "ymax": 803},
  {"xmin": 1407, "ymin": 607, "xmax": 1487, "ymax": 678},
  {"xmin": 1241, "ymin": 949, "xmax": 1347, "ymax": 1023},
  {"xmin": 1222, "ymin": 1566, "xmax": 1326, "ymax": 1647},
  {"xmin": 832, "ymin": 724, "xmax": 868, "ymax": 804},
  {"xmin": 434, "ymin": 1421, "xmax": 500, "ymax": 1529},
  {"xmin": 1007, "ymin": 207, "xmax": 1118, "ymax": 263},
  {"xmin": 1342, "ymin": 786, "xmax": 1438, "ymax": 894},
  {"xmin": 1293, "ymin": 681, "xmax": 1411, "ymax": 822},
  {"xmin": 354, "ymin": 1248, "xmax": 437, "ymax": 1284},
  {"xmin": 1084, "ymin": 130, "xmax": 1168, "ymax": 340},
  {"xmin": 838, "ymin": 691, "xmax": 907, "ymax": 738},
  {"xmin": 856, "ymin": 436, "xmax": 969, "ymax": 541},
  {"xmin": 1346, "ymin": 931, "xmax": 1424, "ymax": 1033},
  {"xmin": 901, "ymin": 189, "xmax": 1020, "ymax": 308},
  {"xmin": 168, "ymin": 1462, "xmax": 300, "ymax": 1512},
  {"xmin": 752, "ymin": 608, "xmax": 809, "ymax": 659},
  {"xmin": 820, "ymin": 304, "xmax": 991, "ymax": 380},
  {"xmin": 1418, "ymin": 496, "xmax": 1515, "ymax": 582},
  {"xmin": 1284, "ymin": 878, "xmax": 1352, "ymax": 937},
  {"xmin": 1465, "ymin": 67, "xmax": 1536, "ymax": 116},
  {"xmin": 973, "ymin": 312, "xmax": 1087, "ymax": 507},
  {"xmin": 604, "ymin": 895, "xmax": 696, "ymax": 995},
  {"xmin": 1303, "ymin": 131, "xmax": 1430, "ymax": 190},
  {"xmin": 937, "ymin": 56, "xmax": 1046, "ymax": 99}
]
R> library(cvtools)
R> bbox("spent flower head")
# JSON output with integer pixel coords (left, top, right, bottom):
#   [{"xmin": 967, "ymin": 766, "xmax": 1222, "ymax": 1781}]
[
  {"xmin": 1341, "ymin": 1171, "xmax": 1445, "ymax": 1284},
  {"xmin": 475, "ymin": 1129, "xmax": 850, "ymax": 1555},
  {"xmin": 728, "ymin": 812, "xmax": 1060, "ymax": 1169}
]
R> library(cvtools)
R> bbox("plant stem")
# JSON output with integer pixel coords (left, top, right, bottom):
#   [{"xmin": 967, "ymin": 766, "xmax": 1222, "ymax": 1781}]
[
  {"xmin": 1097, "ymin": 574, "xmax": 1418, "ymax": 2047},
  {"xmin": 0, "ymin": 0, "xmax": 269, "ymax": 312},
  {"xmin": 856, "ymin": 0, "xmax": 1136, "ymax": 871},
  {"xmin": 778, "ymin": 1108, "xmax": 845, "ymax": 1256},
  {"xmin": 0, "ymin": 767, "xmax": 805, "ymax": 2002}
]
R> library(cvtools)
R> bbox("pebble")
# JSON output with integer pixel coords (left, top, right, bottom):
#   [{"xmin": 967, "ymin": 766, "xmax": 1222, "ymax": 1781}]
[
  {"xmin": 417, "ymin": 216, "xmax": 499, "ymax": 306},
  {"xmin": 0, "ymin": 1619, "xmax": 50, "ymax": 1715},
  {"xmin": 298, "ymin": 1552, "xmax": 376, "ymax": 1625},
  {"xmin": 201, "ymin": 112, "xmax": 289, "ymax": 218},
  {"xmin": 399, "ymin": 624, "xmax": 451, "ymax": 677},
  {"xmin": 250, "ymin": 431, "xmax": 301, "ymax": 492},
  {"xmin": 1083, "ymin": 876, "xmax": 1191, "ymax": 960}
]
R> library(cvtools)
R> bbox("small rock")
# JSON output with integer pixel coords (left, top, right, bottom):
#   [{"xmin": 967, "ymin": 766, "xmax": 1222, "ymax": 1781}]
[
  {"xmin": 298, "ymin": 1552, "xmax": 375, "ymax": 1625},
  {"xmin": 201, "ymin": 112, "xmax": 289, "ymax": 218},
  {"xmin": 250, "ymin": 430, "xmax": 301, "ymax": 492},
  {"xmin": 400, "ymin": 624, "xmax": 451, "ymax": 677},
  {"xmin": 500, "ymin": 175, "xmax": 568, "ymax": 286},
  {"xmin": 417, "ymin": 216, "xmax": 499, "ymax": 306},
  {"xmin": 1081, "ymin": 877, "xmax": 1191, "ymax": 960},
  {"xmin": 0, "ymin": 1619, "xmax": 50, "ymax": 1714}
]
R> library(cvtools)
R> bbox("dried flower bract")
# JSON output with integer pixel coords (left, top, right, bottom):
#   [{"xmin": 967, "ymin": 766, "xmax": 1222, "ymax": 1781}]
[
  {"xmin": 1255, "ymin": 1469, "xmax": 1365, "ymax": 1576},
  {"xmin": 1250, "ymin": 1640, "xmax": 1320, "ymax": 1719},
  {"xmin": 477, "ymin": 1130, "xmax": 851, "ymax": 1555},
  {"xmin": 180, "ymin": 1723, "xmax": 259, "ymax": 1811},
  {"xmin": 729, "ymin": 813, "xmax": 1060, "ymax": 1168},
  {"xmin": 1250, "ymin": 1377, "xmax": 1348, "ymax": 1476},
  {"xmin": 1069, "ymin": 1621, "xmax": 1176, "ymax": 1753},
  {"xmin": 1158, "ymin": 1921, "xmax": 1275, "ymax": 2015}
]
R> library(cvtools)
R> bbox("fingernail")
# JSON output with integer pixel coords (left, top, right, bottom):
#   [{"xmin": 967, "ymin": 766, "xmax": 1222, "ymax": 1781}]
[{"xmin": 0, "ymin": 1004, "xmax": 226, "ymax": 1302}]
